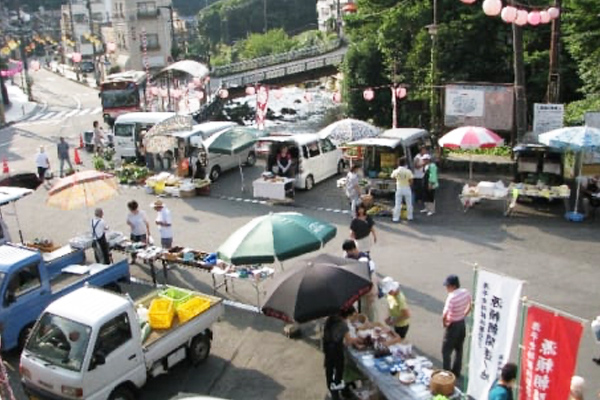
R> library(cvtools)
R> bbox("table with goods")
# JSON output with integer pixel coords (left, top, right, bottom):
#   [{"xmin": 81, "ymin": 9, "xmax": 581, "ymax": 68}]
[
  {"xmin": 137, "ymin": 285, "xmax": 220, "ymax": 344},
  {"xmin": 459, "ymin": 181, "xmax": 512, "ymax": 214},
  {"xmin": 345, "ymin": 316, "xmax": 462, "ymax": 400},
  {"xmin": 336, "ymin": 178, "xmax": 394, "ymax": 217},
  {"xmin": 253, "ymin": 173, "xmax": 295, "ymax": 202},
  {"xmin": 145, "ymin": 172, "xmax": 211, "ymax": 198}
]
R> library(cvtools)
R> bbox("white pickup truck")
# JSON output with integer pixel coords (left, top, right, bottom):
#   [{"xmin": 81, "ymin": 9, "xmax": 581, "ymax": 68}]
[{"xmin": 20, "ymin": 286, "xmax": 224, "ymax": 400}]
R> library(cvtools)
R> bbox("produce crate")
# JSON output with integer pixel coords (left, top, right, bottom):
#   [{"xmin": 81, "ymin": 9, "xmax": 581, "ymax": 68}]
[
  {"xmin": 176, "ymin": 296, "xmax": 211, "ymax": 324},
  {"xmin": 159, "ymin": 286, "xmax": 193, "ymax": 308},
  {"xmin": 148, "ymin": 298, "xmax": 175, "ymax": 329}
]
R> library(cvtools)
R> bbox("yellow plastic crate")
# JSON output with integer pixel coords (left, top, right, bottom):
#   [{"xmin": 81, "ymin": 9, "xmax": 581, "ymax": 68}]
[
  {"xmin": 148, "ymin": 298, "xmax": 175, "ymax": 329},
  {"xmin": 159, "ymin": 286, "xmax": 193, "ymax": 308},
  {"xmin": 176, "ymin": 296, "xmax": 211, "ymax": 324}
]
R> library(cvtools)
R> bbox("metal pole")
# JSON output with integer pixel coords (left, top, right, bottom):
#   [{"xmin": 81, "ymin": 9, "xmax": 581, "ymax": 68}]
[
  {"xmin": 511, "ymin": 0, "xmax": 527, "ymax": 143},
  {"xmin": 514, "ymin": 297, "xmax": 528, "ymax": 399},
  {"xmin": 86, "ymin": 0, "xmax": 99, "ymax": 84},
  {"xmin": 68, "ymin": 0, "xmax": 80, "ymax": 82},
  {"xmin": 0, "ymin": 74, "xmax": 6, "ymax": 125},
  {"xmin": 428, "ymin": 0, "xmax": 439, "ymax": 137},
  {"xmin": 263, "ymin": 0, "xmax": 268, "ymax": 33},
  {"xmin": 16, "ymin": 6, "xmax": 33, "ymax": 101}
]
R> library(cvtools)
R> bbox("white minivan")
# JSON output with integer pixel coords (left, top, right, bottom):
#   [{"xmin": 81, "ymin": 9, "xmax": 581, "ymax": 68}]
[
  {"xmin": 256, "ymin": 133, "xmax": 344, "ymax": 190},
  {"xmin": 113, "ymin": 112, "xmax": 175, "ymax": 161}
]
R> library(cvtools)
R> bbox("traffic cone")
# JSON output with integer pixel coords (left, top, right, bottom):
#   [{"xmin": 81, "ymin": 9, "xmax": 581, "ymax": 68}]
[
  {"xmin": 79, "ymin": 134, "xmax": 84, "ymax": 149},
  {"xmin": 74, "ymin": 148, "xmax": 82, "ymax": 165},
  {"xmin": 2, "ymin": 158, "xmax": 8, "ymax": 174}
]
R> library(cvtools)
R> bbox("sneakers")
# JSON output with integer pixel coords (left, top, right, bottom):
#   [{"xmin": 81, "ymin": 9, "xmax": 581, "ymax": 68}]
[
  {"xmin": 420, "ymin": 209, "xmax": 428, "ymax": 213},
  {"xmin": 427, "ymin": 211, "xmax": 435, "ymax": 216},
  {"xmin": 330, "ymin": 381, "xmax": 346, "ymax": 391}
]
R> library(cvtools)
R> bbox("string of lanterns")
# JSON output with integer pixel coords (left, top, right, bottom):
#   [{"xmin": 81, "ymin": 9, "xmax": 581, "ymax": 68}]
[{"xmin": 462, "ymin": 0, "xmax": 560, "ymax": 27}]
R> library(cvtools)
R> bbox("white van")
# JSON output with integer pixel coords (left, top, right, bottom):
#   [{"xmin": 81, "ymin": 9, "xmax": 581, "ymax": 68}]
[
  {"xmin": 256, "ymin": 133, "xmax": 344, "ymax": 190},
  {"xmin": 113, "ymin": 112, "xmax": 175, "ymax": 160}
]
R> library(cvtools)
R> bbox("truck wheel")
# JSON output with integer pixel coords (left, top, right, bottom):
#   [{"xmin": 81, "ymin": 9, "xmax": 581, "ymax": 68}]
[
  {"xmin": 246, "ymin": 152, "xmax": 257, "ymax": 166},
  {"xmin": 337, "ymin": 160, "xmax": 345, "ymax": 175},
  {"xmin": 18, "ymin": 324, "xmax": 34, "ymax": 350},
  {"xmin": 210, "ymin": 166, "xmax": 221, "ymax": 182},
  {"xmin": 305, "ymin": 175, "xmax": 315, "ymax": 191},
  {"xmin": 188, "ymin": 333, "xmax": 211, "ymax": 365},
  {"xmin": 109, "ymin": 385, "xmax": 136, "ymax": 400}
]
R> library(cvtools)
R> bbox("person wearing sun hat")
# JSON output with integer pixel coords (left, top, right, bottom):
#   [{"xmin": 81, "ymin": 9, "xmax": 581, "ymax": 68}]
[
  {"xmin": 151, "ymin": 199, "xmax": 173, "ymax": 249},
  {"xmin": 381, "ymin": 276, "xmax": 411, "ymax": 339}
]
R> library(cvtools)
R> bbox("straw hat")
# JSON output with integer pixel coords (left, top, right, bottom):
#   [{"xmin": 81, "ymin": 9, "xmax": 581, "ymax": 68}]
[{"xmin": 151, "ymin": 199, "xmax": 164, "ymax": 208}]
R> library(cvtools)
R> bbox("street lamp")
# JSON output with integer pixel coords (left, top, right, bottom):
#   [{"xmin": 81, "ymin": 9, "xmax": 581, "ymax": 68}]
[{"xmin": 426, "ymin": 0, "xmax": 439, "ymax": 137}]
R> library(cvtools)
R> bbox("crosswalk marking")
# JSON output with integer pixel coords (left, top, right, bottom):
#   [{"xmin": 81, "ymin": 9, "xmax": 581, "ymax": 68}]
[
  {"xmin": 65, "ymin": 109, "xmax": 80, "ymax": 117},
  {"xmin": 27, "ymin": 113, "xmax": 45, "ymax": 121},
  {"xmin": 39, "ymin": 112, "xmax": 56, "ymax": 120},
  {"xmin": 77, "ymin": 108, "xmax": 92, "ymax": 116},
  {"xmin": 92, "ymin": 107, "xmax": 102, "ymax": 114},
  {"xmin": 53, "ymin": 111, "xmax": 68, "ymax": 119}
]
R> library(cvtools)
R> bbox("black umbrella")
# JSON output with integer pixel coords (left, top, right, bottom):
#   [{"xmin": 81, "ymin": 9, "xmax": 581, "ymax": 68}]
[{"xmin": 261, "ymin": 253, "xmax": 372, "ymax": 323}]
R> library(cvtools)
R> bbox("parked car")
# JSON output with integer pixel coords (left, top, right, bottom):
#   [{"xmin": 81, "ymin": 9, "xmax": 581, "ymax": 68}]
[{"xmin": 256, "ymin": 133, "xmax": 344, "ymax": 190}]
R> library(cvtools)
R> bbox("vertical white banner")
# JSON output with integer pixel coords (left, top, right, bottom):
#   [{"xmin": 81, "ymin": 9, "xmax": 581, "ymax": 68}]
[{"xmin": 467, "ymin": 269, "xmax": 523, "ymax": 399}]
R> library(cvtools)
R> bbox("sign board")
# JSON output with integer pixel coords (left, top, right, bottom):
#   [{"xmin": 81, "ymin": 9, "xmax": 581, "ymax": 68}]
[
  {"xmin": 585, "ymin": 111, "xmax": 600, "ymax": 129},
  {"xmin": 444, "ymin": 84, "xmax": 514, "ymax": 131},
  {"xmin": 533, "ymin": 103, "xmax": 564, "ymax": 135}
]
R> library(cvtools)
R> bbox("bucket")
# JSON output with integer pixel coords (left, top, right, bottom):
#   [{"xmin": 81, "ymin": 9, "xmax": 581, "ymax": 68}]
[
  {"xmin": 154, "ymin": 181, "xmax": 166, "ymax": 194},
  {"xmin": 565, "ymin": 211, "xmax": 584, "ymax": 222},
  {"xmin": 430, "ymin": 370, "xmax": 455, "ymax": 397}
]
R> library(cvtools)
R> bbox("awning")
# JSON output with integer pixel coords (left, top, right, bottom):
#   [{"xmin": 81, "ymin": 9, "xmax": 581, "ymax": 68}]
[
  {"xmin": 144, "ymin": 114, "xmax": 194, "ymax": 153},
  {"xmin": 0, "ymin": 186, "xmax": 33, "ymax": 207},
  {"xmin": 158, "ymin": 60, "xmax": 209, "ymax": 79},
  {"xmin": 347, "ymin": 137, "xmax": 402, "ymax": 148}
]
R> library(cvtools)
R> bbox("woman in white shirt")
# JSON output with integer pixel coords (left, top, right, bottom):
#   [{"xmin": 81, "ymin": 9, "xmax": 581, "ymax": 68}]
[
  {"xmin": 126, "ymin": 200, "xmax": 150, "ymax": 263},
  {"xmin": 35, "ymin": 146, "xmax": 50, "ymax": 183}
]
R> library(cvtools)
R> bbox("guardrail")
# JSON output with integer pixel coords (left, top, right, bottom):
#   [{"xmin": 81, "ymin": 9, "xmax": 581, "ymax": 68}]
[{"xmin": 211, "ymin": 39, "xmax": 342, "ymax": 77}]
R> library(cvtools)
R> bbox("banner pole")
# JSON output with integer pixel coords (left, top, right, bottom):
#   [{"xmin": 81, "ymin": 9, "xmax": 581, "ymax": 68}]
[
  {"xmin": 462, "ymin": 264, "xmax": 479, "ymax": 396},
  {"xmin": 525, "ymin": 299, "xmax": 588, "ymax": 324},
  {"xmin": 515, "ymin": 296, "xmax": 528, "ymax": 399}
]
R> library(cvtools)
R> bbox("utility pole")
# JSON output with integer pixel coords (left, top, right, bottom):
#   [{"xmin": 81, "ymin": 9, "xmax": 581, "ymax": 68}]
[
  {"xmin": 86, "ymin": 0, "xmax": 99, "ymax": 84},
  {"xmin": 512, "ymin": 0, "xmax": 527, "ymax": 143},
  {"xmin": 427, "ymin": 0, "xmax": 439, "ymax": 137},
  {"xmin": 546, "ymin": 0, "xmax": 561, "ymax": 103},
  {"xmin": 16, "ymin": 5, "xmax": 33, "ymax": 101},
  {"xmin": 0, "ymin": 73, "xmax": 6, "ymax": 125},
  {"xmin": 263, "ymin": 0, "xmax": 268, "ymax": 33},
  {"xmin": 68, "ymin": 0, "xmax": 80, "ymax": 81}
]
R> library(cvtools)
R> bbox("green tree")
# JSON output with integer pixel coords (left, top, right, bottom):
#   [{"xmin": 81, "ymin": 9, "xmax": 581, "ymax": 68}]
[{"xmin": 239, "ymin": 29, "xmax": 297, "ymax": 59}]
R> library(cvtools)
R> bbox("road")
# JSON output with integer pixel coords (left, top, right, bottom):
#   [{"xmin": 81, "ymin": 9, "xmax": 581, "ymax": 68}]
[{"xmin": 1, "ymin": 72, "xmax": 600, "ymax": 399}]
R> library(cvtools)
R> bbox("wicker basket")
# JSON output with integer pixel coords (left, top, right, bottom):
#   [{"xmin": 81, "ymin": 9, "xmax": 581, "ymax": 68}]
[{"xmin": 430, "ymin": 370, "xmax": 455, "ymax": 397}]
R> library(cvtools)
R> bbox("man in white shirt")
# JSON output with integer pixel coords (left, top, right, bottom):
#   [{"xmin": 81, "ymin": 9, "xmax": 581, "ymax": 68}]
[
  {"xmin": 345, "ymin": 165, "xmax": 362, "ymax": 218},
  {"xmin": 390, "ymin": 158, "xmax": 413, "ymax": 222},
  {"xmin": 413, "ymin": 146, "xmax": 428, "ymax": 211},
  {"xmin": 35, "ymin": 146, "xmax": 50, "ymax": 183},
  {"xmin": 92, "ymin": 120, "xmax": 104, "ymax": 155},
  {"xmin": 152, "ymin": 200, "xmax": 173, "ymax": 249},
  {"xmin": 91, "ymin": 208, "xmax": 111, "ymax": 264}
]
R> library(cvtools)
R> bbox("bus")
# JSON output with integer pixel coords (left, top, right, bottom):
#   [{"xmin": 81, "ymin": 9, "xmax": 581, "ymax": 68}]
[{"xmin": 99, "ymin": 70, "xmax": 148, "ymax": 126}]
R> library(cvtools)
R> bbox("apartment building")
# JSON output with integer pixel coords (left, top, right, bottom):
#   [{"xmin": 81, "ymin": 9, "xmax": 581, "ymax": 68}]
[
  {"xmin": 316, "ymin": 0, "xmax": 352, "ymax": 32},
  {"xmin": 60, "ymin": 0, "xmax": 111, "ymax": 59}
]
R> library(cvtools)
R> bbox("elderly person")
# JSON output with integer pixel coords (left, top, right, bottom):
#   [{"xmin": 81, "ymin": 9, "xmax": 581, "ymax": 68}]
[
  {"xmin": 343, "ymin": 239, "xmax": 377, "ymax": 322},
  {"xmin": 57, "ymin": 137, "xmax": 73, "ymax": 177},
  {"xmin": 35, "ymin": 146, "xmax": 50, "ymax": 183},
  {"xmin": 92, "ymin": 120, "xmax": 104, "ymax": 155},
  {"xmin": 91, "ymin": 208, "xmax": 111, "ymax": 264},
  {"xmin": 345, "ymin": 165, "xmax": 362, "ymax": 218},
  {"xmin": 126, "ymin": 200, "xmax": 150, "ymax": 263},
  {"xmin": 442, "ymin": 274, "xmax": 472, "ymax": 378},
  {"xmin": 152, "ymin": 199, "xmax": 173, "ymax": 249},
  {"xmin": 381, "ymin": 276, "xmax": 411, "ymax": 339},
  {"xmin": 570, "ymin": 376, "xmax": 585, "ymax": 400}
]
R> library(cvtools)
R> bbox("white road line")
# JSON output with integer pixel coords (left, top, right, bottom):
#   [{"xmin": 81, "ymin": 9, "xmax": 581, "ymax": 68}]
[
  {"xmin": 77, "ymin": 108, "xmax": 92, "ymax": 116},
  {"xmin": 27, "ymin": 113, "xmax": 45, "ymax": 121},
  {"xmin": 91, "ymin": 107, "xmax": 102, "ymax": 114},
  {"xmin": 39, "ymin": 112, "xmax": 56, "ymax": 120},
  {"xmin": 53, "ymin": 111, "xmax": 68, "ymax": 119},
  {"xmin": 65, "ymin": 109, "xmax": 80, "ymax": 117}
]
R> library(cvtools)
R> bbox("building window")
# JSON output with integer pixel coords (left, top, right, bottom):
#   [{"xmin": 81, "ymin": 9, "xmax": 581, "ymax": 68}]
[
  {"xmin": 137, "ymin": 1, "xmax": 157, "ymax": 18},
  {"xmin": 74, "ymin": 13, "xmax": 87, "ymax": 24},
  {"xmin": 145, "ymin": 33, "xmax": 159, "ymax": 50}
]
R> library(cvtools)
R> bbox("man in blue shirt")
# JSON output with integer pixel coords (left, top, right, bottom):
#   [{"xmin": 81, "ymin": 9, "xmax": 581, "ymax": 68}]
[{"xmin": 488, "ymin": 362, "xmax": 517, "ymax": 400}]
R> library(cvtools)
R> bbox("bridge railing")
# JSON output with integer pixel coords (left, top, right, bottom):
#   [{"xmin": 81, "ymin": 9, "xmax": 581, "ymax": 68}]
[{"xmin": 211, "ymin": 39, "xmax": 342, "ymax": 77}]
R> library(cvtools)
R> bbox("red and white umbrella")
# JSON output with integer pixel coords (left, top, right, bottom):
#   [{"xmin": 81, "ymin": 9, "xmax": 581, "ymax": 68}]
[
  {"xmin": 438, "ymin": 126, "xmax": 504, "ymax": 149},
  {"xmin": 438, "ymin": 126, "xmax": 504, "ymax": 180}
]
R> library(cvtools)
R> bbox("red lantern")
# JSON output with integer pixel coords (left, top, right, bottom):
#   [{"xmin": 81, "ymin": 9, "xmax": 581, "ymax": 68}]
[
  {"xmin": 72, "ymin": 52, "xmax": 82, "ymax": 63},
  {"xmin": 540, "ymin": 10, "xmax": 551, "ymax": 24},
  {"xmin": 363, "ymin": 88, "xmax": 375, "ymax": 101},
  {"xmin": 527, "ymin": 11, "xmax": 541, "ymax": 26},
  {"xmin": 501, "ymin": 6, "xmax": 517, "ymax": 23},
  {"xmin": 332, "ymin": 92, "xmax": 342, "ymax": 103},
  {"xmin": 107, "ymin": 42, "xmax": 117, "ymax": 53},
  {"xmin": 245, "ymin": 86, "xmax": 256, "ymax": 96},
  {"xmin": 395, "ymin": 87, "xmax": 407, "ymax": 99},
  {"xmin": 218, "ymin": 88, "xmax": 229, "ymax": 99},
  {"xmin": 304, "ymin": 92, "xmax": 313, "ymax": 102},
  {"xmin": 273, "ymin": 89, "xmax": 284, "ymax": 99},
  {"xmin": 547, "ymin": 7, "xmax": 560, "ymax": 19}
]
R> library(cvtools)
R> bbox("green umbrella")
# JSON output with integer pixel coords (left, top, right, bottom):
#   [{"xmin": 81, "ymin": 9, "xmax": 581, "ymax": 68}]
[
  {"xmin": 217, "ymin": 212, "xmax": 337, "ymax": 266},
  {"xmin": 205, "ymin": 126, "xmax": 266, "ymax": 155},
  {"xmin": 204, "ymin": 126, "xmax": 266, "ymax": 190}
]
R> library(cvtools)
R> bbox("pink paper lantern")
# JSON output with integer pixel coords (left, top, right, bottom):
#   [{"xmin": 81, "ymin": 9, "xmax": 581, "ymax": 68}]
[
  {"xmin": 515, "ymin": 10, "xmax": 528, "ymax": 26},
  {"xmin": 160, "ymin": 88, "xmax": 168, "ymax": 97},
  {"xmin": 72, "ymin": 52, "xmax": 82, "ymax": 63},
  {"xmin": 30, "ymin": 60, "xmax": 40, "ymax": 71},
  {"xmin": 460, "ymin": 0, "xmax": 476, "ymax": 4},
  {"xmin": 196, "ymin": 91, "xmax": 205, "ymax": 100},
  {"xmin": 150, "ymin": 87, "xmax": 159, "ymax": 96},
  {"xmin": 172, "ymin": 89, "xmax": 182, "ymax": 99},
  {"xmin": 245, "ymin": 86, "xmax": 256, "ymax": 96},
  {"xmin": 528, "ymin": 11, "xmax": 541, "ymax": 26},
  {"xmin": 540, "ymin": 10, "xmax": 551, "ymax": 24},
  {"xmin": 304, "ymin": 92, "xmax": 313, "ymax": 102},
  {"xmin": 273, "ymin": 89, "xmax": 284, "ymax": 99},
  {"xmin": 218, "ymin": 88, "xmax": 229, "ymax": 99},
  {"xmin": 501, "ymin": 6, "xmax": 517, "ymax": 23},
  {"xmin": 187, "ymin": 82, "xmax": 195, "ymax": 89},
  {"xmin": 548, "ymin": 7, "xmax": 560, "ymax": 19},
  {"xmin": 332, "ymin": 92, "xmax": 342, "ymax": 103},
  {"xmin": 106, "ymin": 42, "xmax": 117, "ymax": 53},
  {"xmin": 482, "ymin": 0, "xmax": 502, "ymax": 16},
  {"xmin": 363, "ymin": 88, "xmax": 375, "ymax": 101},
  {"xmin": 193, "ymin": 77, "xmax": 202, "ymax": 87},
  {"xmin": 395, "ymin": 87, "xmax": 407, "ymax": 99}
]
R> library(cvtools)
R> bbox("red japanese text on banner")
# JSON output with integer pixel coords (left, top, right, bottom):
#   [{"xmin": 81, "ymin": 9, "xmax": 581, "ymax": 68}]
[
  {"xmin": 467, "ymin": 270, "xmax": 523, "ymax": 399},
  {"xmin": 518, "ymin": 305, "xmax": 583, "ymax": 400}
]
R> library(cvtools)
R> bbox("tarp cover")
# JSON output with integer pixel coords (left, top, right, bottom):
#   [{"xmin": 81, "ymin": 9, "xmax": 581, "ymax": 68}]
[{"xmin": 158, "ymin": 60, "xmax": 209, "ymax": 78}]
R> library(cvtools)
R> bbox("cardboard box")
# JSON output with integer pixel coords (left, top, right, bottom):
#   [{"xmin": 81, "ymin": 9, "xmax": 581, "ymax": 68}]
[{"xmin": 180, "ymin": 189, "xmax": 196, "ymax": 198}]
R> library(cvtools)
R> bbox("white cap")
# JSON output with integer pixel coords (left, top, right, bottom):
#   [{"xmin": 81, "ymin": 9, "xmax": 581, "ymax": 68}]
[
  {"xmin": 570, "ymin": 376, "xmax": 585, "ymax": 396},
  {"xmin": 380, "ymin": 276, "xmax": 400, "ymax": 294}
]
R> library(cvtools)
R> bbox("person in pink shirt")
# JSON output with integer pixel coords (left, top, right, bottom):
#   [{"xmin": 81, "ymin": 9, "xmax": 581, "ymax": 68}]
[{"xmin": 442, "ymin": 274, "xmax": 472, "ymax": 378}]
